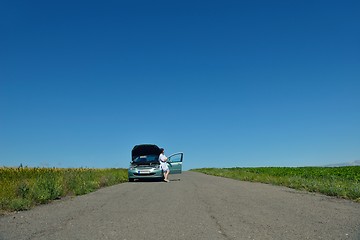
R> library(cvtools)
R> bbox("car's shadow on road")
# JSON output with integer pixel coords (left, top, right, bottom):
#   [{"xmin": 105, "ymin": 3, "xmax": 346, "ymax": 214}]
[
  {"xmin": 129, "ymin": 178, "xmax": 181, "ymax": 183},
  {"xmin": 129, "ymin": 179, "xmax": 163, "ymax": 183}
]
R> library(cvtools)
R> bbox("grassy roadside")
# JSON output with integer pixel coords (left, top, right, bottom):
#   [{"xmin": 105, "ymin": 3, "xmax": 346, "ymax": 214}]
[
  {"xmin": 0, "ymin": 167, "xmax": 128, "ymax": 213},
  {"xmin": 191, "ymin": 167, "xmax": 360, "ymax": 202}
]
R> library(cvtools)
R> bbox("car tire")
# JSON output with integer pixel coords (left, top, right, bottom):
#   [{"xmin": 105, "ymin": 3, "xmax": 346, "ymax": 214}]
[{"xmin": 129, "ymin": 178, "xmax": 134, "ymax": 182}]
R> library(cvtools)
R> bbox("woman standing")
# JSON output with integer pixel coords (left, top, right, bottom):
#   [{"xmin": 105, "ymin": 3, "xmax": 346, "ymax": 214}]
[{"xmin": 159, "ymin": 148, "xmax": 170, "ymax": 182}]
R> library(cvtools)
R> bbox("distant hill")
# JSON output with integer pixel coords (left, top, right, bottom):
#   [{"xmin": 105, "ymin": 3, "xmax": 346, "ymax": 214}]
[{"xmin": 324, "ymin": 160, "xmax": 360, "ymax": 167}]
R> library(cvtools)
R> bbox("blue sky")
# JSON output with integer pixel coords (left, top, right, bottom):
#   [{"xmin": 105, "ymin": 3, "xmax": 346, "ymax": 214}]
[{"xmin": 1, "ymin": 0, "xmax": 359, "ymax": 170}]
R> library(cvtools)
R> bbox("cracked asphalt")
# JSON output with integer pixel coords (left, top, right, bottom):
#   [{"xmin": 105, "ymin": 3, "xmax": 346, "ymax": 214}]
[{"xmin": 1, "ymin": 171, "xmax": 359, "ymax": 240}]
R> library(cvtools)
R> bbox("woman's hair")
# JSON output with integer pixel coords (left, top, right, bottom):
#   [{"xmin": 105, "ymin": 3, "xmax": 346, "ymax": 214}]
[{"xmin": 159, "ymin": 148, "xmax": 164, "ymax": 153}]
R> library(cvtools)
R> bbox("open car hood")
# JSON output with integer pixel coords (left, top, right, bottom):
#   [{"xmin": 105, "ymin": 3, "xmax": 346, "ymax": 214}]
[{"xmin": 131, "ymin": 144, "xmax": 162, "ymax": 161}]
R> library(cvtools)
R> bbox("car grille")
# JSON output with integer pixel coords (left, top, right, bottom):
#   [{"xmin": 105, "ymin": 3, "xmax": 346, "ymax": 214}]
[{"xmin": 133, "ymin": 172, "xmax": 157, "ymax": 176}]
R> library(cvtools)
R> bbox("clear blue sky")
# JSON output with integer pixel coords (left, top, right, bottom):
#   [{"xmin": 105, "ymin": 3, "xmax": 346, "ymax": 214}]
[{"xmin": 1, "ymin": 0, "xmax": 359, "ymax": 170}]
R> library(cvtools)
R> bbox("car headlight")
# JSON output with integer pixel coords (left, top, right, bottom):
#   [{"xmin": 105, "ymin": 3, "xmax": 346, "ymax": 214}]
[{"xmin": 129, "ymin": 166, "xmax": 135, "ymax": 170}]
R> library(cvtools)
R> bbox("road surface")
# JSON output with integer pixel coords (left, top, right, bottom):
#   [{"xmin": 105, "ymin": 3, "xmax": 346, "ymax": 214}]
[{"xmin": 1, "ymin": 171, "xmax": 359, "ymax": 240}]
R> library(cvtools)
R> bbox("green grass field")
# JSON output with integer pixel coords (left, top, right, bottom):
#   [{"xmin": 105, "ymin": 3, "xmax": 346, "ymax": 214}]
[
  {"xmin": 0, "ymin": 167, "xmax": 128, "ymax": 212},
  {"xmin": 191, "ymin": 167, "xmax": 360, "ymax": 202}
]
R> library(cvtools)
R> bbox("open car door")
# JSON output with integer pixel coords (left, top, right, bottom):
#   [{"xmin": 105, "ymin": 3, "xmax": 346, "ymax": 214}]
[{"xmin": 168, "ymin": 152, "xmax": 183, "ymax": 174}]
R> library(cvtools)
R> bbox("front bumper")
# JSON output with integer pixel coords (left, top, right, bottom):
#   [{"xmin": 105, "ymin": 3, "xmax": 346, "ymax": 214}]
[{"xmin": 128, "ymin": 167, "xmax": 163, "ymax": 180}]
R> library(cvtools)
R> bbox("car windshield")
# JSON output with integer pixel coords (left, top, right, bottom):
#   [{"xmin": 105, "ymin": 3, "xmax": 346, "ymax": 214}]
[{"xmin": 133, "ymin": 155, "xmax": 159, "ymax": 164}]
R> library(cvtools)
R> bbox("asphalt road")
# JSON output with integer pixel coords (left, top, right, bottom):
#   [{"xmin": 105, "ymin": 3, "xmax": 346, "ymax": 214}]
[{"xmin": 1, "ymin": 171, "xmax": 359, "ymax": 240}]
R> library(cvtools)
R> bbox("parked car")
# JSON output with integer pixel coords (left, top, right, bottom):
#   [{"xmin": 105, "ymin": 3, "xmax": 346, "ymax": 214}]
[{"xmin": 128, "ymin": 144, "xmax": 183, "ymax": 182}]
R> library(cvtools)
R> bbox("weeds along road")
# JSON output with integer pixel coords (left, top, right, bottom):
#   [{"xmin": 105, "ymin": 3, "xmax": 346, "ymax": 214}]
[{"xmin": 1, "ymin": 171, "xmax": 359, "ymax": 240}]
